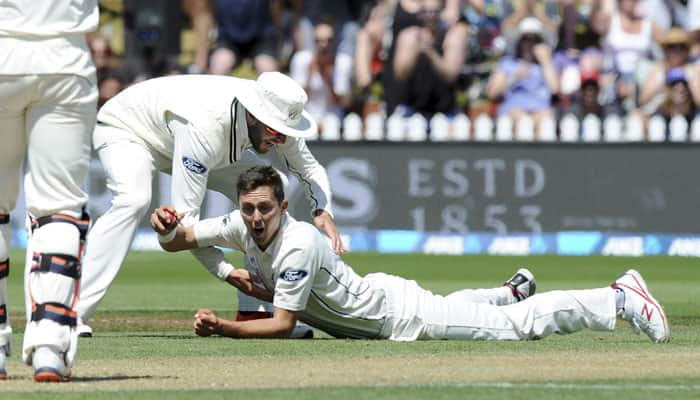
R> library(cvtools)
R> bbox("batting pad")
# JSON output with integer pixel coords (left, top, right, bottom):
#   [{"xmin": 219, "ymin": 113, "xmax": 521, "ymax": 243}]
[{"xmin": 22, "ymin": 220, "xmax": 81, "ymax": 364}]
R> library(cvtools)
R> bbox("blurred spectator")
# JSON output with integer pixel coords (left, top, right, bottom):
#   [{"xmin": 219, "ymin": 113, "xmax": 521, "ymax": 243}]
[
  {"xmin": 290, "ymin": 19, "xmax": 353, "ymax": 124},
  {"xmin": 389, "ymin": 0, "xmax": 470, "ymax": 118},
  {"xmin": 355, "ymin": 1, "xmax": 392, "ymax": 93},
  {"xmin": 591, "ymin": 0, "xmax": 664, "ymax": 113},
  {"xmin": 639, "ymin": 28, "xmax": 700, "ymax": 114},
  {"xmin": 487, "ymin": 17, "xmax": 559, "ymax": 136},
  {"xmin": 562, "ymin": 69, "xmax": 610, "ymax": 120},
  {"xmin": 88, "ymin": 33, "xmax": 127, "ymax": 107},
  {"xmin": 557, "ymin": 0, "xmax": 600, "ymax": 53},
  {"xmin": 644, "ymin": 0, "xmax": 698, "ymax": 32},
  {"xmin": 98, "ymin": 71, "xmax": 125, "ymax": 108},
  {"xmin": 296, "ymin": 0, "xmax": 372, "ymax": 59},
  {"xmin": 688, "ymin": 0, "xmax": 700, "ymax": 59},
  {"xmin": 501, "ymin": 0, "xmax": 560, "ymax": 49},
  {"xmin": 656, "ymin": 67, "xmax": 700, "ymax": 128},
  {"xmin": 182, "ymin": 0, "xmax": 214, "ymax": 74},
  {"xmin": 382, "ymin": 0, "xmax": 466, "ymax": 115},
  {"xmin": 209, "ymin": 0, "xmax": 280, "ymax": 75}
]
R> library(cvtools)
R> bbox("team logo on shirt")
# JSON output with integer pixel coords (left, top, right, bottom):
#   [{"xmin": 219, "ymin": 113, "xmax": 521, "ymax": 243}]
[
  {"xmin": 280, "ymin": 270, "xmax": 307, "ymax": 282},
  {"xmin": 182, "ymin": 156, "xmax": 208, "ymax": 174}
]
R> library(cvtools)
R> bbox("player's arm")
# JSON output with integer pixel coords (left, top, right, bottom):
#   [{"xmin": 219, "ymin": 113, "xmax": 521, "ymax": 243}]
[
  {"xmin": 193, "ymin": 307, "xmax": 297, "ymax": 338},
  {"xmin": 150, "ymin": 205, "xmax": 198, "ymax": 252}
]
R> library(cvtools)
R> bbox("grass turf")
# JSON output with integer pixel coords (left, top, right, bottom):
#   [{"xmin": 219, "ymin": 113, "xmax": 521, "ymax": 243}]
[{"xmin": 1, "ymin": 250, "xmax": 699, "ymax": 399}]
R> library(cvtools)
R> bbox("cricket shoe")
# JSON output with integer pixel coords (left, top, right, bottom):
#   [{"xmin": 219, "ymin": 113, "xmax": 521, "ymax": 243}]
[
  {"xmin": 76, "ymin": 321, "xmax": 93, "ymax": 338},
  {"xmin": 503, "ymin": 268, "xmax": 536, "ymax": 302},
  {"xmin": 291, "ymin": 323, "xmax": 314, "ymax": 339},
  {"xmin": 32, "ymin": 346, "xmax": 72, "ymax": 382},
  {"xmin": 611, "ymin": 269, "xmax": 670, "ymax": 343}
]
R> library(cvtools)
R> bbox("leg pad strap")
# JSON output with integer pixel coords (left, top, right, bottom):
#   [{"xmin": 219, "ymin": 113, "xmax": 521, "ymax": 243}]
[
  {"xmin": 31, "ymin": 303, "xmax": 77, "ymax": 327},
  {"xmin": 0, "ymin": 304, "xmax": 6, "ymax": 324},
  {"xmin": 31, "ymin": 253, "xmax": 81, "ymax": 279},
  {"xmin": 0, "ymin": 258, "xmax": 7, "ymax": 279},
  {"xmin": 31, "ymin": 212, "xmax": 89, "ymax": 242}
]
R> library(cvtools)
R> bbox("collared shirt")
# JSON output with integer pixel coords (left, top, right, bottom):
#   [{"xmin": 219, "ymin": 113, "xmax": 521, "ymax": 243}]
[
  {"xmin": 95, "ymin": 74, "xmax": 333, "ymax": 221},
  {"xmin": 194, "ymin": 211, "xmax": 388, "ymax": 339}
]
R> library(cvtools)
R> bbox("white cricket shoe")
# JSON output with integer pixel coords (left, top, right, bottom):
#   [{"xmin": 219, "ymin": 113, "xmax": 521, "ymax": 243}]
[
  {"xmin": 503, "ymin": 268, "xmax": 536, "ymax": 302},
  {"xmin": 32, "ymin": 346, "xmax": 71, "ymax": 382},
  {"xmin": 612, "ymin": 269, "xmax": 670, "ymax": 343},
  {"xmin": 290, "ymin": 323, "xmax": 314, "ymax": 339},
  {"xmin": 76, "ymin": 322, "xmax": 93, "ymax": 338},
  {"xmin": 0, "ymin": 345, "xmax": 7, "ymax": 380}
]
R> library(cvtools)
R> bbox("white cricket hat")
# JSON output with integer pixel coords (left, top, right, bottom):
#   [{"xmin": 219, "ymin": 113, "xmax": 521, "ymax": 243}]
[{"xmin": 236, "ymin": 72, "xmax": 317, "ymax": 138}]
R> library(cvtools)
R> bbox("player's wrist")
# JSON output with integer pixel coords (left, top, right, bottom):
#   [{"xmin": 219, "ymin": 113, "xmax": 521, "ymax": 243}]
[{"xmin": 158, "ymin": 229, "xmax": 177, "ymax": 243}]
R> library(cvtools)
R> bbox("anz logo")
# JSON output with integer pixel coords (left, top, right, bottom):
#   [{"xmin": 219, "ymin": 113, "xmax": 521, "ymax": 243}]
[
  {"xmin": 182, "ymin": 156, "xmax": 208, "ymax": 174},
  {"xmin": 280, "ymin": 269, "xmax": 308, "ymax": 282}
]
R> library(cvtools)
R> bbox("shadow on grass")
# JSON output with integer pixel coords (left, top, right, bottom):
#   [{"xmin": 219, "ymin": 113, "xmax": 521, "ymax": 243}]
[{"xmin": 73, "ymin": 374, "xmax": 172, "ymax": 382}]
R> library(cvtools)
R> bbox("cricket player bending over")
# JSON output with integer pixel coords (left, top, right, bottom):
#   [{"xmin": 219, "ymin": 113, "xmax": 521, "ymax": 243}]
[
  {"xmin": 76, "ymin": 72, "xmax": 343, "ymax": 339},
  {"xmin": 152, "ymin": 166, "xmax": 670, "ymax": 343}
]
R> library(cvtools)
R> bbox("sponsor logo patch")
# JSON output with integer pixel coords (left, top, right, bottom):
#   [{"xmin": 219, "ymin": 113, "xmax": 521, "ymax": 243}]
[
  {"xmin": 280, "ymin": 270, "xmax": 307, "ymax": 282},
  {"xmin": 182, "ymin": 156, "xmax": 208, "ymax": 174}
]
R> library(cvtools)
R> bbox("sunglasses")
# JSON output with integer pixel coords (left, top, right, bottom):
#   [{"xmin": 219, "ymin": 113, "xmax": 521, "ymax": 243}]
[{"xmin": 264, "ymin": 125, "xmax": 285, "ymax": 139}]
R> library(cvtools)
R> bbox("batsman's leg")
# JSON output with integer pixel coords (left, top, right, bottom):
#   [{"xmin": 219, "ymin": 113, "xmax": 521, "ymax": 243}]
[
  {"xmin": 21, "ymin": 75, "xmax": 95, "ymax": 382},
  {"xmin": 0, "ymin": 77, "xmax": 31, "ymax": 379},
  {"xmin": 0, "ymin": 214, "xmax": 12, "ymax": 380}
]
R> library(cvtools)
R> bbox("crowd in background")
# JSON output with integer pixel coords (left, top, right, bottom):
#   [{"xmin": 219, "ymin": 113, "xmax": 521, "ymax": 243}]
[{"xmin": 89, "ymin": 0, "xmax": 700, "ymax": 140}]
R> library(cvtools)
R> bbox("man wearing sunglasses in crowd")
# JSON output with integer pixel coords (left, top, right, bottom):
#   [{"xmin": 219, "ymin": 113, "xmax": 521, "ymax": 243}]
[{"xmin": 75, "ymin": 72, "xmax": 343, "ymax": 338}]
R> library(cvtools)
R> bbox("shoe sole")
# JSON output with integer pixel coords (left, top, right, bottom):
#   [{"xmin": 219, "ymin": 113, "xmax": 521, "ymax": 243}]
[
  {"xmin": 77, "ymin": 331, "xmax": 93, "ymax": 338},
  {"xmin": 617, "ymin": 269, "xmax": 670, "ymax": 343},
  {"xmin": 34, "ymin": 368, "xmax": 71, "ymax": 383}
]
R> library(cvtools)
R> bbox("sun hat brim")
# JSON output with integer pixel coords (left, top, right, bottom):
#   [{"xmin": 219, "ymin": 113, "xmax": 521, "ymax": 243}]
[{"xmin": 236, "ymin": 80, "xmax": 318, "ymax": 138}]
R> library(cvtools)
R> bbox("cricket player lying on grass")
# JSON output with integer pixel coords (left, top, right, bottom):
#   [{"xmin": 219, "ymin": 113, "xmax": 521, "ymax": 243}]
[{"xmin": 151, "ymin": 166, "xmax": 670, "ymax": 343}]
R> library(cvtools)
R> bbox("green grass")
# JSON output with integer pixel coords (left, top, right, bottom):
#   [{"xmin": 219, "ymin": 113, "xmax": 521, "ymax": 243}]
[{"xmin": 2, "ymin": 250, "xmax": 699, "ymax": 399}]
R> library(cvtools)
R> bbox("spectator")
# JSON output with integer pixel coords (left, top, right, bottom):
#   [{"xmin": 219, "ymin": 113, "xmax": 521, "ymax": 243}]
[
  {"xmin": 390, "ymin": 0, "xmax": 470, "ymax": 118},
  {"xmin": 487, "ymin": 17, "xmax": 559, "ymax": 137},
  {"xmin": 591, "ymin": 0, "xmax": 664, "ymax": 113},
  {"xmin": 501, "ymin": 0, "xmax": 560, "ymax": 50},
  {"xmin": 182, "ymin": 0, "xmax": 215, "ymax": 74},
  {"xmin": 296, "ymin": 0, "xmax": 372, "ymax": 59},
  {"xmin": 354, "ymin": 1, "xmax": 392, "ymax": 93},
  {"xmin": 98, "ymin": 71, "xmax": 125, "ymax": 109},
  {"xmin": 562, "ymin": 69, "xmax": 609, "ymax": 120},
  {"xmin": 382, "ymin": 0, "xmax": 466, "ymax": 115},
  {"xmin": 209, "ymin": 0, "xmax": 280, "ymax": 75},
  {"xmin": 639, "ymin": 28, "xmax": 700, "ymax": 115},
  {"xmin": 657, "ymin": 67, "xmax": 700, "ymax": 127},
  {"xmin": 290, "ymin": 19, "xmax": 354, "ymax": 124}
]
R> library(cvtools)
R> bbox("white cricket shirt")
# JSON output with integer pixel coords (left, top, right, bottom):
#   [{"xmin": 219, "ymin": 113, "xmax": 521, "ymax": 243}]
[
  {"xmin": 194, "ymin": 211, "xmax": 388, "ymax": 339},
  {"xmin": 95, "ymin": 75, "xmax": 334, "ymax": 217}
]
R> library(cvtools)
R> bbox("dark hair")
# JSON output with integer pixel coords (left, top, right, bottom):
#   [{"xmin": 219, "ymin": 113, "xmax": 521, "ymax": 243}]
[{"xmin": 237, "ymin": 166, "xmax": 285, "ymax": 202}]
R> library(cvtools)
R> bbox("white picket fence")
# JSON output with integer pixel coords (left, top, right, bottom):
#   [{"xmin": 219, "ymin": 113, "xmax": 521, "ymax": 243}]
[{"xmin": 308, "ymin": 112, "xmax": 700, "ymax": 142}]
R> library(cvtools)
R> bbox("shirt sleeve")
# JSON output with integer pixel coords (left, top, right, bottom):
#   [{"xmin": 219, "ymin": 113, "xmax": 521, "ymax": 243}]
[
  {"xmin": 276, "ymin": 137, "xmax": 334, "ymax": 218},
  {"xmin": 193, "ymin": 211, "xmax": 247, "ymax": 252},
  {"xmin": 273, "ymin": 247, "xmax": 315, "ymax": 311},
  {"xmin": 168, "ymin": 114, "xmax": 219, "ymax": 226}
]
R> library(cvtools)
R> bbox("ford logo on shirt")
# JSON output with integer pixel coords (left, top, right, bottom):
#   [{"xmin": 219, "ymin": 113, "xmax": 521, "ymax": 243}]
[
  {"xmin": 182, "ymin": 156, "xmax": 207, "ymax": 174},
  {"xmin": 281, "ymin": 270, "xmax": 308, "ymax": 282}
]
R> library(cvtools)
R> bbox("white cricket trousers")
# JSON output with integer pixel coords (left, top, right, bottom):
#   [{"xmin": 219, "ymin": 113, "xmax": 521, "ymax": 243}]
[
  {"xmin": 0, "ymin": 74, "xmax": 96, "ymax": 361},
  {"xmin": 370, "ymin": 273, "xmax": 616, "ymax": 341}
]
